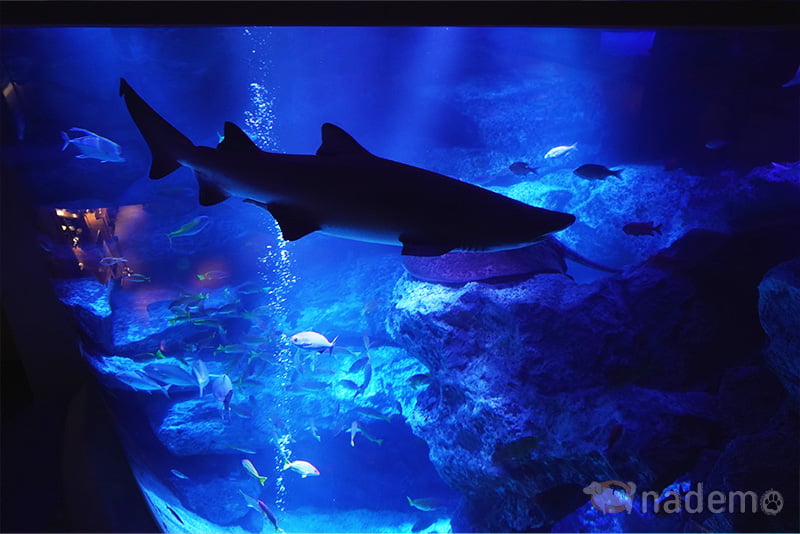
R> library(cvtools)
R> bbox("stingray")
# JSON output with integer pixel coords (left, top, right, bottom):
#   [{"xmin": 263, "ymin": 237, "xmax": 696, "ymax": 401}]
[{"xmin": 401, "ymin": 236, "xmax": 619, "ymax": 284}]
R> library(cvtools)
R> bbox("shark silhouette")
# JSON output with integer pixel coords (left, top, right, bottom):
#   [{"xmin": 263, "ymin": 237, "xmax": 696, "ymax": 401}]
[{"xmin": 119, "ymin": 78, "xmax": 575, "ymax": 256}]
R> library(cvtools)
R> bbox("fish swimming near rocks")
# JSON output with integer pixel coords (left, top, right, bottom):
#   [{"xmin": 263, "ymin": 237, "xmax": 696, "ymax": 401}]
[
  {"xmin": 120, "ymin": 78, "xmax": 575, "ymax": 256},
  {"xmin": 61, "ymin": 127, "xmax": 125, "ymax": 162},
  {"xmin": 509, "ymin": 161, "xmax": 538, "ymax": 175},
  {"xmin": 622, "ymin": 221, "xmax": 662, "ymax": 236},
  {"xmin": 544, "ymin": 143, "xmax": 577, "ymax": 159},
  {"xmin": 574, "ymin": 164, "xmax": 623, "ymax": 180},
  {"xmin": 191, "ymin": 360, "xmax": 209, "ymax": 397},
  {"xmin": 114, "ymin": 370, "xmax": 170, "ymax": 397},
  {"xmin": 241, "ymin": 459, "xmax": 267, "ymax": 486},
  {"xmin": 401, "ymin": 236, "xmax": 619, "ymax": 284},
  {"xmin": 143, "ymin": 362, "xmax": 197, "ymax": 388}
]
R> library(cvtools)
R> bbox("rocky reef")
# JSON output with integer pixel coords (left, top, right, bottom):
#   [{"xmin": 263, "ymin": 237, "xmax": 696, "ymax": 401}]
[{"xmin": 387, "ymin": 206, "xmax": 800, "ymax": 532}]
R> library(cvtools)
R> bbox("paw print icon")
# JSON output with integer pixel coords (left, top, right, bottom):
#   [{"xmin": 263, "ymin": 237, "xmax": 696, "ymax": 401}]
[{"xmin": 760, "ymin": 489, "xmax": 783, "ymax": 516}]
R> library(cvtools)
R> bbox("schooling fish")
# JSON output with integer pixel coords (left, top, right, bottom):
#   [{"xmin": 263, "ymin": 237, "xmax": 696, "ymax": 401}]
[
  {"xmin": 120, "ymin": 78, "xmax": 575, "ymax": 256},
  {"xmin": 544, "ymin": 143, "xmax": 577, "ymax": 159},
  {"xmin": 622, "ymin": 221, "xmax": 662, "ymax": 236},
  {"xmin": 290, "ymin": 331, "xmax": 337, "ymax": 354},
  {"xmin": 61, "ymin": 127, "xmax": 125, "ymax": 163},
  {"xmin": 283, "ymin": 459, "xmax": 320, "ymax": 478},
  {"xmin": 573, "ymin": 164, "xmax": 623, "ymax": 180},
  {"xmin": 241, "ymin": 459, "xmax": 267, "ymax": 486},
  {"xmin": 167, "ymin": 215, "xmax": 211, "ymax": 247}
]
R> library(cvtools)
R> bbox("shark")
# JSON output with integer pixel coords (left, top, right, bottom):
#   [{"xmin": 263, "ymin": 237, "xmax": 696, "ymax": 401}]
[{"xmin": 119, "ymin": 78, "xmax": 575, "ymax": 256}]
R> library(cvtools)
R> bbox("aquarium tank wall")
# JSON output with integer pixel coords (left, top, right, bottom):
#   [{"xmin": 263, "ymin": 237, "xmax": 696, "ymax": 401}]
[{"xmin": 1, "ymin": 20, "xmax": 799, "ymax": 534}]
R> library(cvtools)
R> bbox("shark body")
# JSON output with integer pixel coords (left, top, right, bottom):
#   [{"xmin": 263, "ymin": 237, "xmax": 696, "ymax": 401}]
[{"xmin": 119, "ymin": 78, "xmax": 575, "ymax": 256}]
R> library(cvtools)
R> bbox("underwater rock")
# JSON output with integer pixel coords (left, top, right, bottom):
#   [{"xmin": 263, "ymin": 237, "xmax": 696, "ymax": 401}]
[
  {"xmin": 53, "ymin": 278, "xmax": 114, "ymax": 350},
  {"xmin": 387, "ymin": 215, "xmax": 800, "ymax": 531},
  {"xmin": 758, "ymin": 256, "xmax": 800, "ymax": 403}
]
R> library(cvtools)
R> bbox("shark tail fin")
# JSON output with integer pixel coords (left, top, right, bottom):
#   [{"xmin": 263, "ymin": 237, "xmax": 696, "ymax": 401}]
[
  {"xmin": 61, "ymin": 131, "xmax": 71, "ymax": 151},
  {"xmin": 119, "ymin": 78, "xmax": 194, "ymax": 180}
]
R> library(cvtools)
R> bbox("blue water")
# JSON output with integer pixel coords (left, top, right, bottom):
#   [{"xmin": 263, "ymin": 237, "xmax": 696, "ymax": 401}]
[{"xmin": 2, "ymin": 26, "xmax": 799, "ymax": 533}]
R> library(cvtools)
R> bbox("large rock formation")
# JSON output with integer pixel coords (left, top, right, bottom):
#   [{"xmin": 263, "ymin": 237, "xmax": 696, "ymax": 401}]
[{"xmin": 387, "ymin": 215, "xmax": 800, "ymax": 532}]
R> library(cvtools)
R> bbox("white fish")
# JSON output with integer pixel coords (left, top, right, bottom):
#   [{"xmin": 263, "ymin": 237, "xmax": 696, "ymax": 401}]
[
  {"xmin": 543, "ymin": 143, "xmax": 577, "ymax": 159},
  {"xmin": 61, "ymin": 127, "xmax": 125, "ymax": 163},
  {"xmin": 781, "ymin": 64, "xmax": 800, "ymax": 88},
  {"xmin": 283, "ymin": 459, "xmax": 320, "ymax": 478},
  {"xmin": 290, "ymin": 331, "xmax": 337, "ymax": 354},
  {"xmin": 211, "ymin": 374, "xmax": 232, "ymax": 403},
  {"xmin": 192, "ymin": 360, "xmax": 209, "ymax": 397},
  {"xmin": 114, "ymin": 370, "xmax": 170, "ymax": 397},
  {"xmin": 143, "ymin": 362, "xmax": 196, "ymax": 387}
]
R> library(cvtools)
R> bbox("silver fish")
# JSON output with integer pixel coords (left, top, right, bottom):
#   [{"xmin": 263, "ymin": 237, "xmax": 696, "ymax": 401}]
[
  {"xmin": 144, "ymin": 362, "xmax": 196, "ymax": 387},
  {"xmin": 61, "ymin": 127, "xmax": 124, "ymax": 163},
  {"xmin": 114, "ymin": 370, "xmax": 170, "ymax": 397}
]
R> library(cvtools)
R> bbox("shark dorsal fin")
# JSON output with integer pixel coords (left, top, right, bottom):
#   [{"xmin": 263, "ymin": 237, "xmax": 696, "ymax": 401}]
[
  {"xmin": 219, "ymin": 122, "xmax": 260, "ymax": 152},
  {"xmin": 316, "ymin": 123, "xmax": 372, "ymax": 157}
]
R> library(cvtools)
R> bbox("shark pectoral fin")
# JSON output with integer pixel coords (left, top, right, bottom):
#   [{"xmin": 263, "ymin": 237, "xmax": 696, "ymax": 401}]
[
  {"xmin": 399, "ymin": 235, "xmax": 455, "ymax": 257},
  {"xmin": 195, "ymin": 172, "xmax": 231, "ymax": 206},
  {"xmin": 246, "ymin": 200, "xmax": 321, "ymax": 241}
]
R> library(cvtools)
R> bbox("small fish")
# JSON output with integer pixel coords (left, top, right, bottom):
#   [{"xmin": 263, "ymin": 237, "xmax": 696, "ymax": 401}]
[
  {"xmin": 212, "ymin": 374, "xmax": 233, "ymax": 404},
  {"xmin": 293, "ymin": 380, "xmax": 330, "ymax": 391},
  {"xmin": 99, "ymin": 256, "xmax": 128, "ymax": 266},
  {"xmin": 234, "ymin": 281, "xmax": 267, "ymax": 295},
  {"xmin": 114, "ymin": 370, "xmax": 170, "ymax": 397},
  {"xmin": 283, "ymin": 459, "xmax": 320, "ymax": 478},
  {"xmin": 61, "ymin": 127, "xmax": 125, "ymax": 163},
  {"xmin": 350, "ymin": 421, "xmax": 359, "ymax": 447},
  {"xmin": 167, "ymin": 215, "xmax": 211, "ymax": 247},
  {"xmin": 359, "ymin": 425, "xmax": 384, "ymax": 446},
  {"xmin": 125, "ymin": 273, "xmax": 151, "ymax": 283},
  {"xmin": 338, "ymin": 379, "xmax": 361, "ymax": 390},
  {"xmin": 544, "ymin": 143, "xmax": 577, "ymax": 159},
  {"xmin": 197, "ymin": 270, "xmax": 230, "ymax": 281},
  {"xmin": 309, "ymin": 419, "xmax": 321, "ymax": 441},
  {"xmin": 215, "ymin": 344, "xmax": 250, "ymax": 355},
  {"xmin": 781, "ymin": 64, "xmax": 800, "ymax": 88},
  {"xmin": 573, "ymin": 164, "xmax": 623, "ymax": 180},
  {"xmin": 407, "ymin": 373, "xmax": 432, "ymax": 390},
  {"xmin": 622, "ymin": 221, "xmax": 662, "ymax": 236},
  {"xmin": 242, "ymin": 459, "xmax": 267, "ymax": 486},
  {"xmin": 143, "ymin": 362, "xmax": 196, "ymax": 387},
  {"xmin": 347, "ymin": 356, "xmax": 370, "ymax": 374},
  {"xmin": 704, "ymin": 139, "xmax": 729, "ymax": 150},
  {"xmin": 356, "ymin": 362, "xmax": 373, "ymax": 397},
  {"xmin": 407, "ymin": 496, "xmax": 447, "ymax": 512},
  {"xmin": 192, "ymin": 360, "xmax": 209, "ymax": 397},
  {"xmin": 508, "ymin": 161, "xmax": 538, "ymax": 175},
  {"xmin": 166, "ymin": 505, "xmax": 185, "ymax": 525},
  {"xmin": 257, "ymin": 499, "xmax": 284, "ymax": 533},
  {"xmin": 228, "ymin": 445, "xmax": 257, "ymax": 454},
  {"xmin": 355, "ymin": 406, "xmax": 391, "ymax": 422},
  {"xmin": 170, "ymin": 469, "xmax": 189, "ymax": 480},
  {"xmin": 290, "ymin": 331, "xmax": 337, "ymax": 354}
]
